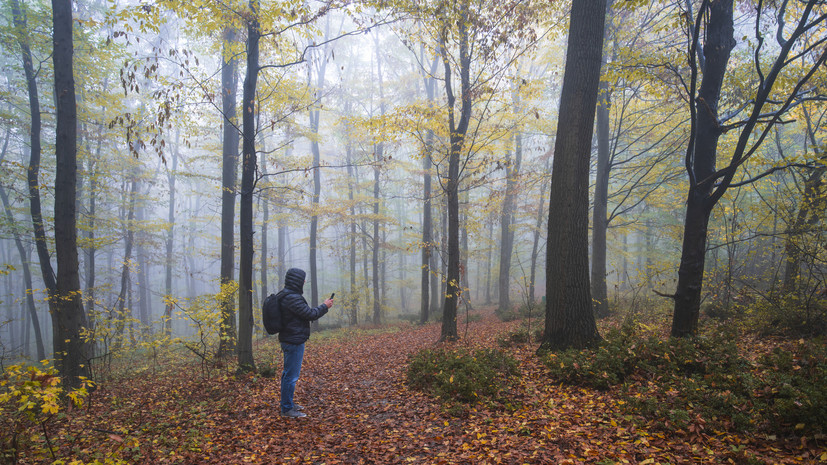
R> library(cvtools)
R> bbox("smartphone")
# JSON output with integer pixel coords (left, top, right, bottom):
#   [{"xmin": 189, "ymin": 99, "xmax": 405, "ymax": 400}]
[{"xmin": 330, "ymin": 293, "xmax": 335, "ymax": 299}]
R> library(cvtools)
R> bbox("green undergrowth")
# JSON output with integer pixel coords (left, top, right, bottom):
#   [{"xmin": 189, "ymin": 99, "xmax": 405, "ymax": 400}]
[
  {"xmin": 406, "ymin": 346, "xmax": 520, "ymax": 414},
  {"xmin": 541, "ymin": 322, "xmax": 827, "ymax": 436}
]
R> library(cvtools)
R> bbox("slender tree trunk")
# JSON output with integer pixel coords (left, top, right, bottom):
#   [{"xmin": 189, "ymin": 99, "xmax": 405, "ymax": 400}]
[
  {"xmin": 438, "ymin": 10, "xmax": 472, "ymax": 341},
  {"xmin": 136, "ymin": 201, "xmax": 150, "ymax": 333},
  {"xmin": 14, "ymin": 0, "xmax": 56, "ymax": 304},
  {"xmin": 372, "ymin": 35, "xmax": 386, "ymax": 325},
  {"xmin": 309, "ymin": 20, "xmax": 330, "ymax": 316},
  {"xmin": 591, "ymin": 0, "xmax": 615, "ymax": 321},
  {"xmin": 219, "ymin": 26, "xmax": 239, "ymax": 356},
  {"xmin": 420, "ymin": 52, "xmax": 438, "ymax": 324},
  {"xmin": 164, "ymin": 131, "xmax": 179, "ymax": 336},
  {"xmin": 591, "ymin": 74, "xmax": 611, "ymax": 319},
  {"xmin": 485, "ymin": 219, "xmax": 493, "ymax": 305},
  {"xmin": 260, "ymin": 153, "xmax": 269, "ymax": 307},
  {"xmin": 237, "ymin": 3, "xmax": 259, "ymax": 371},
  {"xmin": 529, "ymin": 160, "xmax": 549, "ymax": 305},
  {"xmin": 85, "ymin": 123, "xmax": 102, "ymax": 333},
  {"xmin": 346, "ymin": 139, "xmax": 358, "ymax": 325},
  {"xmin": 0, "ymin": 127, "xmax": 45, "ymax": 359},
  {"xmin": 114, "ymin": 176, "xmax": 138, "ymax": 348},
  {"xmin": 540, "ymin": 0, "xmax": 606, "ymax": 352},
  {"xmin": 0, "ymin": 186, "xmax": 45, "ymax": 360},
  {"xmin": 672, "ymin": 0, "xmax": 734, "ymax": 337},
  {"xmin": 782, "ymin": 110, "xmax": 825, "ymax": 293}
]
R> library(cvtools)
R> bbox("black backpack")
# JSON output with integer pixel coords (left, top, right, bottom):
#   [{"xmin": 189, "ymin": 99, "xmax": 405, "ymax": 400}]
[{"xmin": 262, "ymin": 291, "xmax": 284, "ymax": 335}]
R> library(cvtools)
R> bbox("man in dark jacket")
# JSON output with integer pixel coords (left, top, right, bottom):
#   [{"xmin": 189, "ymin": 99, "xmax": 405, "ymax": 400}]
[{"xmin": 277, "ymin": 267, "xmax": 333, "ymax": 418}]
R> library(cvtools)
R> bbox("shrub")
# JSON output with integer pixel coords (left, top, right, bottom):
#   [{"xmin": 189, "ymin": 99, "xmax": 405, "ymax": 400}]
[
  {"xmin": 496, "ymin": 302, "xmax": 541, "ymax": 322},
  {"xmin": 406, "ymin": 347, "xmax": 519, "ymax": 405},
  {"xmin": 540, "ymin": 325, "xmax": 827, "ymax": 435},
  {"xmin": 1, "ymin": 362, "xmax": 92, "ymax": 463},
  {"xmin": 756, "ymin": 340, "xmax": 827, "ymax": 433},
  {"xmin": 744, "ymin": 295, "xmax": 827, "ymax": 337}
]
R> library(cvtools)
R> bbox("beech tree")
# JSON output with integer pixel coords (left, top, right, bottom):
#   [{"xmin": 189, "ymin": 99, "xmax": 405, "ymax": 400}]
[
  {"xmin": 670, "ymin": 0, "xmax": 827, "ymax": 337},
  {"xmin": 539, "ymin": 0, "xmax": 607, "ymax": 352},
  {"xmin": 52, "ymin": 0, "xmax": 91, "ymax": 386}
]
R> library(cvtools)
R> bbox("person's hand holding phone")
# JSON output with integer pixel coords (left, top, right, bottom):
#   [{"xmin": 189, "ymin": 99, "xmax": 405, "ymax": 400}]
[{"xmin": 324, "ymin": 293, "xmax": 334, "ymax": 309}]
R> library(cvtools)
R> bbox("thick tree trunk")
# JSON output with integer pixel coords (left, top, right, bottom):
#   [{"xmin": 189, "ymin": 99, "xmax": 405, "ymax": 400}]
[
  {"xmin": 539, "ymin": 0, "xmax": 606, "ymax": 352},
  {"xmin": 219, "ymin": 26, "xmax": 239, "ymax": 356},
  {"xmin": 52, "ymin": 0, "xmax": 90, "ymax": 386}
]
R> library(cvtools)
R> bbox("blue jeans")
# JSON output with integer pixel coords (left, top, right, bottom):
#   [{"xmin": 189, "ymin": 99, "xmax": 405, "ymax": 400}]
[{"xmin": 280, "ymin": 342, "xmax": 305, "ymax": 413}]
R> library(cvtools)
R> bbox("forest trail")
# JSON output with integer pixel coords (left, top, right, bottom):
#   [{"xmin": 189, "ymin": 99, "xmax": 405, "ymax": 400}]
[{"xmin": 69, "ymin": 308, "xmax": 819, "ymax": 464}]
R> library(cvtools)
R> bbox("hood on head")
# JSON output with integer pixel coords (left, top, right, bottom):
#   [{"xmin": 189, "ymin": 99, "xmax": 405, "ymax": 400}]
[{"xmin": 285, "ymin": 268, "xmax": 305, "ymax": 293}]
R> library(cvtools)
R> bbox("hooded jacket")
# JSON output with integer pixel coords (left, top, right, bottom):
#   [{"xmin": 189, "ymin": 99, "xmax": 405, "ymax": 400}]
[{"xmin": 277, "ymin": 268, "xmax": 329, "ymax": 345}]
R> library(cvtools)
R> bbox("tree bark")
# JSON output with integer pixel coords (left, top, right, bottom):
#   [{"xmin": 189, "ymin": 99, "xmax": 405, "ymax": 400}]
[
  {"xmin": 591, "ymin": 74, "xmax": 611, "ymax": 319},
  {"xmin": 164, "ymin": 131, "xmax": 179, "ymax": 336},
  {"xmin": 219, "ymin": 25, "xmax": 239, "ymax": 356},
  {"xmin": 52, "ymin": 0, "xmax": 90, "ymax": 386},
  {"xmin": 529, "ymin": 158, "xmax": 550, "ymax": 306},
  {"xmin": 539, "ymin": 0, "xmax": 606, "ymax": 352},
  {"xmin": 671, "ymin": 0, "xmax": 734, "ymax": 337},
  {"xmin": 438, "ymin": 6, "xmax": 472, "ymax": 342},
  {"xmin": 0, "ymin": 185, "xmax": 45, "ymax": 360},
  {"xmin": 237, "ymin": 3, "xmax": 259, "ymax": 371},
  {"xmin": 420, "ymin": 52, "xmax": 438, "ymax": 325}
]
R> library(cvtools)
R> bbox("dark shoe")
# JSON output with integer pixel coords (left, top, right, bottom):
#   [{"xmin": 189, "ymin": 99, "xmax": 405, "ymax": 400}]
[{"xmin": 281, "ymin": 409, "xmax": 307, "ymax": 418}]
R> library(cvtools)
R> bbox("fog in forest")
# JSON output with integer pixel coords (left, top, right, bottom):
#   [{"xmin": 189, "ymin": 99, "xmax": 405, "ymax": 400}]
[{"xmin": 0, "ymin": 0, "xmax": 824, "ymax": 365}]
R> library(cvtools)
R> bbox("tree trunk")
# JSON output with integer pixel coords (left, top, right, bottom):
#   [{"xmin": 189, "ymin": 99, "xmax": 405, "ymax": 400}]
[
  {"xmin": 136, "ymin": 201, "xmax": 150, "ymax": 333},
  {"xmin": 309, "ymin": 20, "xmax": 330, "ymax": 317},
  {"xmin": 346, "ymin": 137, "xmax": 358, "ymax": 325},
  {"xmin": 15, "ymin": 0, "xmax": 56, "ymax": 304},
  {"xmin": 164, "ymin": 131, "xmax": 179, "ymax": 336},
  {"xmin": 671, "ymin": 0, "xmax": 734, "ymax": 337},
  {"xmin": 113, "ymin": 176, "xmax": 138, "ymax": 348},
  {"xmin": 372, "ymin": 35, "xmax": 386, "ymax": 325},
  {"xmin": 421, "ymin": 139, "xmax": 432, "ymax": 324},
  {"xmin": 529, "ymin": 159, "xmax": 549, "ymax": 306},
  {"xmin": 591, "ymin": 74, "xmax": 611, "ymax": 319},
  {"xmin": 420, "ymin": 52, "xmax": 436, "ymax": 324},
  {"xmin": 0, "ymin": 185, "xmax": 45, "ymax": 360},
  {"xmin": 52, "ymin": 0, "xmax": 90, "ymax": 386},
  {"xmin": 260, "ymin": 153, "xmax": 269, "ymax": 308},
  {"xmin": 219, "ymin": 25, "xmax": 239, "ymax": 357},
  {"xmin": 438, "ymin": 9, "xmax": 472, "ymax": 342},
  {"xmin": 238, "ymin": 3, "xmax": 259, "ymax": 371},
  {"xmin": 782, "ymin": 110, "xmax": 826, "ymax": 293},
  {"xmin": 539, "ymin": 0, "xmax": 606, "ymax": 352}
]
